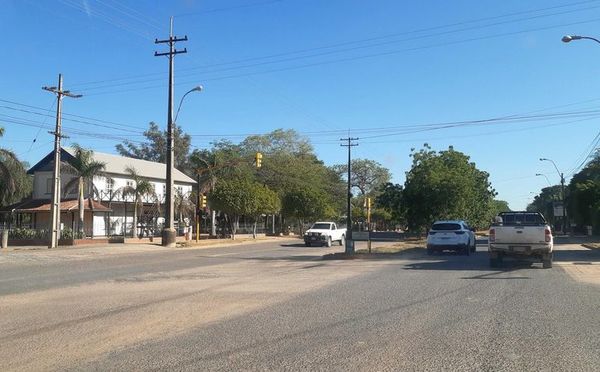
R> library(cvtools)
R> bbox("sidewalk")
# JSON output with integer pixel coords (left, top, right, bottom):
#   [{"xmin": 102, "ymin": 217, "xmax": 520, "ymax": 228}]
[{"xmin": 0, "ymin": 235, "xmax": 299, "ymax": 253}]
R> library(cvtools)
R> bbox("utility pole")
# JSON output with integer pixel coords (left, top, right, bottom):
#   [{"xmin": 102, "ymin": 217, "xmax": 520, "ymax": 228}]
[
  {"xmin": 341, "ymin": 137, "xmax": 358, "ymax": 254},
  {"xmin": 43, "ymin": 74, "xmax": 81, "ymax": 249},
  {"xmin": 155, "ymin": 17, "xmax": 187, "ymax": 247},
  {"xmin": 560, "ymin": 172, "xmax": 566, "ymax": 235}
]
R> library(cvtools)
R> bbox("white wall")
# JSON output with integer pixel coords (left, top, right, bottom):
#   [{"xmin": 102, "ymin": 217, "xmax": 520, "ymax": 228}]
[{"xmin": 33, "ymin": 172, "xmax": 193, "ymax": 202}]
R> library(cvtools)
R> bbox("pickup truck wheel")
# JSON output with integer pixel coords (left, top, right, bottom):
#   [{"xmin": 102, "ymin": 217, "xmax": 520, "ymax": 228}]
[
  {"xmin": 339, "ymin": 235, "xmax": 345, "ymax": 246},
  {"xmin": 305, "ymin": 242, "xmax": 311, "ymax": 247},
  {"xmin": 326, "ymin": 237, "xmax": 332, "ymax": 248},
  {"xmin": 427, "ymin": 247, "xmax": 434, "ymax": 256},
  {"xmin": 542, "ymin": 253, "xmax": 553, "ymax": 269}
]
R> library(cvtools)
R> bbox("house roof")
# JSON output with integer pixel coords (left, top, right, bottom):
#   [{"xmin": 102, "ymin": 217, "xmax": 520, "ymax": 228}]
[
  {"xmin": 28, "ymin": 148, "xmax": 196, "ymax": 184},
  {"xmin": 0, "ymin": 198, "xmax": 111, "ymax": 213}
]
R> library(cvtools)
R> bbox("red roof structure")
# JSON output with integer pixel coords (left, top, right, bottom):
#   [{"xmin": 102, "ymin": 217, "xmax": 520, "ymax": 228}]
[{"xmin": 0, "ymin": 198, "xmax": 111, "ymax": 213}]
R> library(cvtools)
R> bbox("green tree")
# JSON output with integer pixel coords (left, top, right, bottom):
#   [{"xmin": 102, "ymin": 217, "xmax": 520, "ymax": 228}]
[
  {"xmin": 174, "ymin": 187, "xmax": 195, "ymax": 231},
  {"xmin": 402, "ymin": 145, "xmax": 496, "ymax": 232},
  {"xmin": 375, "ymin": 182, "xmax": 404, "ymax": 227},
  {"xmin": 116, "ymin": 122, "xmax": 192, "ymax": 171},
  {"xmin": 249, "ymin": 185, "xmax": 281, "ymax": 238},
  {"xmin": 240, "ymin": 129, "xmax": 313, "ymax": 156},
  {"xmin": 333, "ymin": 158, "xmax": 391, "ymax": 196},
  {"xmin": 121, "ymin": 166, "xmax": 158, "ymax": 238},
  {"xmin": 282, "ymin": 187, "xmax": 333, "ymax": 233},
  {"xmin": 568, "ymin": 151, "xmax": 600, "ymax": 233},
  {"xmin": 209, "ymin": 178, "xmax": 278, "ymax": 239},
  {"xmin": 527, "ymin": 186, "xmax": 562, "ymax": 226},
  {"xmin": 63, "ymin": 144, "xmax": 106, "ymax": 236},
  {"xmin": 0, "ymin": 127, "xmax": 31, "ymax": 207}
]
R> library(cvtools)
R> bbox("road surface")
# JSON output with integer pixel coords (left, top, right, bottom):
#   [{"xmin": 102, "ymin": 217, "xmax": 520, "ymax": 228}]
[{"xmin": 0, "ymin": 239, "xmax": 599, "ymax": 371}]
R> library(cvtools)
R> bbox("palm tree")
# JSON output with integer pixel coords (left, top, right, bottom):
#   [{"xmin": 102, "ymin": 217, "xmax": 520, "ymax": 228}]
[
  {"xmin": 63, "ymin": 144, "xmax": 107, "ymax": 236},
  {"xmin": 174, "ymin": 187, "xmax": 195, "ymax": 232},
  {"xmin": 189, "ymin": 150, "xmax": 220, "ymax": 235},
  {"xmin": 0, "ymin": 128, "xmax": 27, "ymax": 206},
  {"xmin": 122, "ymin": 166, "xmax": 157, "ymax": 238}
]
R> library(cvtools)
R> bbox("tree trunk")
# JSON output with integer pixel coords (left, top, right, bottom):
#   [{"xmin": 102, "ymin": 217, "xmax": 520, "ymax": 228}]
[
  {"xmin": 252, "ymin": 218, "xmax": 257, "ymax": 239},
  {"xmin": 231, "ymin": 215, "xmax": 238, "ymax": 240},
  {"xmin": 78, "ymin": 177, "xmax": 85, "ymax": 237},
  {"xmin": 132, "ymin": 197, "xmax": 138, "ymax": 238},
  {"xmin": 211, "ymin": 210, "xmax": 217, "ymax": 236}
]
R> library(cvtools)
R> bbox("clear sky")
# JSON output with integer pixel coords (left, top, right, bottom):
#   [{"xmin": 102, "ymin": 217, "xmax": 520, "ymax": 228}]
[{"xmin": 2, "ymin": 0, "xmax": 600, "ymax": 210}]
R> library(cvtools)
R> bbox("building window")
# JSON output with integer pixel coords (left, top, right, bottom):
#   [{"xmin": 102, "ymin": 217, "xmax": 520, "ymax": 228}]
[
  {"xmin": 126, "ymin": 180, "xmax": 134, "ymax": 188},
  {"xmin": 105, "ymin": 178, "xmax": 114, "ymax": 193},
  {"xmin": 163, "ymin": 184, "xmax": 166, "ymax": 195},
  {"xmin": 176, "ymin": 186, "xmax": 183, "ymax": 195},
  {"xmin": 46, "ymin": 178, "xmax": 53, "ymax": 194}
]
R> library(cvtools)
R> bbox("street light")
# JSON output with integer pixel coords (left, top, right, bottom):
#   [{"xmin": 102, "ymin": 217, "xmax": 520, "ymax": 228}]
[
  {"xmin": 539, "ymin": 158, "xmax": 566, "ymax": 234},
  {"xmin": 535, "ymin": 173, "xmax": 552, "ymax": 186},
  {"xmin": 562, "ymin": 34, "xmax": 600, "ymax": 44},
  {"xmin": 175, "ymin": 85, "xmax": 203, "ymax": 123}
]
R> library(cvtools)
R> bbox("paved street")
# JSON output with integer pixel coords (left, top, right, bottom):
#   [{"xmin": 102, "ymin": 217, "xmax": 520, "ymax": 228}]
[{"xmin": 1, "ymin": 239, "xmax": 599, "ymax": 371}]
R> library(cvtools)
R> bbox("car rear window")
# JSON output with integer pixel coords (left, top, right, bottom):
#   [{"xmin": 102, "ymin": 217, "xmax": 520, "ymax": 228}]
[
  {"xmin": 500, "ymin": 213, "xmax": 546, "ymax": 226},
  {"xmin": 431, "ymin": 223, "xmax": 461, "ymax": 231},
  {"xmin": 311, "ymin": 223, "xmax": 331, "ymax": 229}
]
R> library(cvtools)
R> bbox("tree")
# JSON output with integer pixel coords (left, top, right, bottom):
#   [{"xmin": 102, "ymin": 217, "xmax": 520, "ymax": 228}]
[
  {"xmin": 402, "ymin": 145, "xmax": 496, "ymax": 232},
  {"xmin": 567, "ymin": 151, "xmax": 600, "ymax": 234},
  {"xmin": 333, "ymin": 158, "xmax": 391, "ymax": 196},
  {"xmin": 527, "ymin": 186, "xmax": 562, "ymax": 226},
  {"xmin": 240, "ymin": 129, "xmax": 313, "ymax": 156},
  {"xmin": 174, "ymin": 187, "xmax": 195, "ymax": 231},
  {"xmin": 62, "ymin": 144, "xmax": 106, "ymax": 236},
  {"xmin": 249, "ymin": 185, "xmax": 281, "ymax": 238},
  {"xmin": 116, "ymin": 122, "xmax": 192, "ymax": 171},
  {"xmin": 375, "ymin": 182, "xmax": 404, "ymax": 227},
  {"xmin": 121, "ymin": 166, "xmax": 157, "ymax": 238},
  {"xmin": 209, "ymin": 178, "xmax": 278, "ymax": 239},
  {"xmin": 0, "ymin": 127, "xmax": 31, "ymax": 207},
  {"xmin": 282, "ymin": 187, "xmax": 333, "ymax": 233}
]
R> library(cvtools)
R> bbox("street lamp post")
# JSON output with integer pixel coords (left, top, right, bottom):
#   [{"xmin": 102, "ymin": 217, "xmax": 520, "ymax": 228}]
[
  {"xmin": 562, "ymin": 35, "xmax": 600, "ymax": 44},
  {"xmin": 163, "ymin": 85, "xmax": 202, "ymax": 247},
  {"xmin": 540, "ymin": 158, "xmax": 566, "ymax": 234},
  {"xmin": 535, "ymin": 173, "xmax": 552, "ymax": 186}
]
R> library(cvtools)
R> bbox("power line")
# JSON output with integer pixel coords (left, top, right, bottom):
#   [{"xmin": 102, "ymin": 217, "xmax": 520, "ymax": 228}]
[{"xmin": 70, "ymin": 0, "xmax": 600, "ymax": 89}]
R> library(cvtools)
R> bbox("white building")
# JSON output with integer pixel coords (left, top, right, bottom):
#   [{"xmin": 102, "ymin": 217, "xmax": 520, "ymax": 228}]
[{"xmin": 4, "ymin": 147, "xmax": 196, "ymax": 237}]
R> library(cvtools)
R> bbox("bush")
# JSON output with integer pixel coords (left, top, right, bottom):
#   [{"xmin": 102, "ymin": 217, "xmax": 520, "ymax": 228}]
[{"xmin": 8, "ymin": 228, "xmax": 48, "ymax": 240}]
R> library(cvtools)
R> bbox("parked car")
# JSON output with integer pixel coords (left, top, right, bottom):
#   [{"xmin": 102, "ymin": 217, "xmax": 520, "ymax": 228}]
[
  {"xmin": 489, "ymin": 211, "xmax": 553, "ymax": 268},
  {"xmin": 303, "ymin": 222, "xmax": 346, "ymax": 247},
  {"xmin": 426, "ymin": 220, "xmax": 476, "ymax": 255}
]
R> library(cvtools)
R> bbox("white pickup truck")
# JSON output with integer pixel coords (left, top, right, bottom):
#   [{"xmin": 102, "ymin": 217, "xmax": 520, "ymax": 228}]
[
  {"xmin": 303, "ymin": 222, "xmax": 346, "ymax": 247},
  {"xmin": 489, "ymin": 212, "xmax": 554, "ymax": 268}
]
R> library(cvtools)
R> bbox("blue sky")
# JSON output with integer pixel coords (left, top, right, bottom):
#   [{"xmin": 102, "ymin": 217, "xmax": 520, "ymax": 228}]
[{"xmin": 2, "ymin": 0, "xmax": 600, "ymax": 210}]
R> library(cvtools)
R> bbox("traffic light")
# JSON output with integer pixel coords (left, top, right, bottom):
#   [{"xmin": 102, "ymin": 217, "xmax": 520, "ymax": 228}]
[
  {"xmin": 255, "ymin": 152, "xmax": 263, "ymax": 168},
  {"xmin": 201, "ymin": 194, "xmax": 207, "ymax": 208}
]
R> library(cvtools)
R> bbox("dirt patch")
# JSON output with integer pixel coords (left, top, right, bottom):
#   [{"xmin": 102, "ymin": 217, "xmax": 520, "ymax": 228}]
[
  {"xmin": 582, "ymin": 243, "xmax": 600, "ymax": 250},
  {"xmin": 323, "ymin": 241, "xmax": 425, "ymax": 260}
]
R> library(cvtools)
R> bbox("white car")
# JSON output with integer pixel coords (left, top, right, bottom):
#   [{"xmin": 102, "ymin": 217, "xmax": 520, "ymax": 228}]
[
  {"xmin": 426, "ymin": 220, "xmax": 476, "ymax": 255},
  {"xmin": 303, "ymin": 222, "xmax": 346, "ymax": 247}
]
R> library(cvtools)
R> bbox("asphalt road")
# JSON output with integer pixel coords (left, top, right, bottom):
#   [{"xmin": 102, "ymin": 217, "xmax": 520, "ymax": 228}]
[{"xmin": 1, "ymin": 239, "xmax": 599, "ymax": 371}]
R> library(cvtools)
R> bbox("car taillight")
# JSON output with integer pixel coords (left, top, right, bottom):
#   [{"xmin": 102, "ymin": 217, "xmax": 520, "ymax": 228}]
[
  {"xmin": 455, "ymin": 231, "xmax": 465, "ymax": 235},
  {"xmin": 489, "ymin": 228, "xmax": 495, "ymax": 243},
  {"xmin": 545, "ymin": 228, "xmax": 552, "ymax": 242}
]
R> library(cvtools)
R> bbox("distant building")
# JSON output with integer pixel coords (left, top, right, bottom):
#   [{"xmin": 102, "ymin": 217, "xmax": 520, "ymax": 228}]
[{"xmin": 1, "ymin": 147, "xmax": 196, "ymax": 237}]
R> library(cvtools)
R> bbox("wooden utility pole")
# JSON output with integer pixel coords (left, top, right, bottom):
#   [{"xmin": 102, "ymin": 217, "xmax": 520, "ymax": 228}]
[
  {"xmin": 340, "ymin": 137, "xmax": 358, "ymax": 254},
  {"xmin": 155, "ymin": 17, "xmax": 187, "ymax": 247},
  {"xmin": 43, "ymin": 74, "xmax": 81, "ymax": 248}
]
